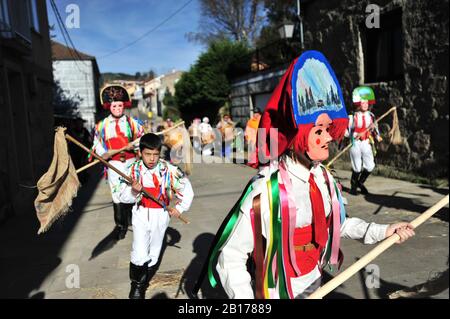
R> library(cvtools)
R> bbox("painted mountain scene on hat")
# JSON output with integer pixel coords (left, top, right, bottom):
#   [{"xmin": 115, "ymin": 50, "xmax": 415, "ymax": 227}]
[{"xmin": 292, "ymin": 51, "xmax": 347, "ymax": 125}]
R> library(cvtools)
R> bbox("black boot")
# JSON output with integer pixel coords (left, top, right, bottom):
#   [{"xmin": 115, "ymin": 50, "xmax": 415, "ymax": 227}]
[
  {"xmin": 350, "ymin": 171, "xmax": 360, "ymax": 195},
  {"xmin": 358, "ymin": 169, "xmax": 371, "ymax": 195},
  {"xmin": 113, "ymin": 203, "xmax": 127, "ymax": 240},
  {"xmin": 123, "ymin": 203, "xmax": 133, "ymax": 228},
  {"xmin": 129, "ymin": 262, "xmax": 149, "ymax": 299}
]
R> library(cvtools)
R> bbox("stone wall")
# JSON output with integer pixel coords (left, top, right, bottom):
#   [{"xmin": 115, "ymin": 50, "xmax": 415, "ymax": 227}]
[
  {"xmin": 230, "ymin": 0, "xmax": 448, "ymax": 178},
  {"xmin": 230, "ymin": 65, "xmax": 287, "ymax": 127},
  {"xmin": 302, "ymin": 0, "xmax": 449, "ymax": 178},
  {"xmin": 53, "ymin": 60, "xmax": 98, "ymax": 129}
]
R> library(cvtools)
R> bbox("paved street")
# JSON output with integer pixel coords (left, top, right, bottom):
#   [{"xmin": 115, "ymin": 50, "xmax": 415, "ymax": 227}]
[{"xmin": 0, "ymin": 161, "xmax": 448, "ymax": 299}]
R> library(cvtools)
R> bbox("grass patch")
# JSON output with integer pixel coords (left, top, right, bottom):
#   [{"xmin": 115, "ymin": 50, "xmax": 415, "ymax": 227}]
[{"xmin": 329, "ymin": 159, "xmax": 448, "ymax": 188}]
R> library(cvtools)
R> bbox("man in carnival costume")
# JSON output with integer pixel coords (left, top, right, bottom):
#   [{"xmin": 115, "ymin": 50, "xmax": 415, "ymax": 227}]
[
  {"xmin": 346, "ymin": 86, "xmax": 382, "ymax": 195},
  {"xmin": 92, "ymin": 85, "xmax": 144, "ymax": 240},
  {"xmin": 199, "ymin": 51, "xmax": 415, "ymax": 299}
]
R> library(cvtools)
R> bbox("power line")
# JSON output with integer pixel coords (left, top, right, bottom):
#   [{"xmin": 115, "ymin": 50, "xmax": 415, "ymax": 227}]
[
  {"xmin": 50, "ymin": 0, "xmax": 89, "ymax": 75},
  {"xmin": 99, "ymin": 0, "xmax": 194, "ymax": 59},
  {"xmin": 50, "ymin": 0, "xmax": 83, "ymax": 61}
]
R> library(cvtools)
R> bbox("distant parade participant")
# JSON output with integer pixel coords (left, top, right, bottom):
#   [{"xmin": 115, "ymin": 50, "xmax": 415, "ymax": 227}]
[
  {"xmin": 119, "ymin": 133, "xmax": 194, "ymax": 299},
  {"xmin": 245, "ymin": 108, "xmax": 262, "ymax": 163},
  {"xmin": 188, "ymin": 118, "xmax": 202, "ymax": 153},
  {"xmin": 199, "ymin": 117, "xmax": 214, "ymax": 155},
  {"xmin": 216, "ymin": 114, "xmax": 235, "ymax": 160},
  {"xmin": 164, "ymin": 118, "xmax": 174, "ymax": 129},
  {"xmin": 201, "ymin": 51, "xmax": 414, "ymax": 299},
  {"xmin": 92, "ymin": 85, "xmax": 144, "ymax": 240},
  {"xmin": 346, "ymin": 86, "xmax": 382, "ymax": 195}
]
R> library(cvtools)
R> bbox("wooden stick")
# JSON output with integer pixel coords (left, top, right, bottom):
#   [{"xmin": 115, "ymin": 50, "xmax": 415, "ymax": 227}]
[
  {"xmin": 307, "ymin": 194, "xmax": 449, "ymax": 299},
  {"xmin": 74, "ymin": 139, "xmax": 139, "ymax": 174},
  {"xmin": 65, "ymin": 133, "xmax": 190, "ymax": 225},
  {"xmin": 326, "ymin": 106, "xmax": 397, "ymax": 168},
  {"xmin": 76, "ymin": 159, "xmax": 100, "ymax": 174},
  {"xmin": 155, "ymin": 121, "xmax": 185, "ymax": 135}
]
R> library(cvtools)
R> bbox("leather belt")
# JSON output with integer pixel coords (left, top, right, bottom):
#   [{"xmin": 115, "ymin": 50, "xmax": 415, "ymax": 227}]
[{"xmin": 294, "ymin": 242, "xmax": 316, "ymax": 252}]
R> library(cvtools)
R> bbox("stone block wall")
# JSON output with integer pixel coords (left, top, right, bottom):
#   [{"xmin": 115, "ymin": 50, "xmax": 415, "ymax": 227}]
[{"xmin": 53, "ymin": 60, "xmax": 97, "ymax": 129}]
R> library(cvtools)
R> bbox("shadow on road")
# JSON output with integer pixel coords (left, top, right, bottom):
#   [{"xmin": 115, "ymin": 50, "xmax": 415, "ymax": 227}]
[
  {"xmin": 364, "ymin": 192, "xmax": 449, "ymax": 222},
  {"xmin": 0, "ymin": 167, "xmax": 102, "ymax": 298},
  {"xmin": 380, "ymin": 268, "xmax": 449, "ymax": 299},
  {"xmin": 176, "ymin": 232, "xmax": 228, "ymax": 299},
  {"xmin": 89, "ymin": 227, "xmax": 118, "ymax": 261},
  {"xmin": 419, "ymin": 185, "xmax": 449, "ymax": 196}
]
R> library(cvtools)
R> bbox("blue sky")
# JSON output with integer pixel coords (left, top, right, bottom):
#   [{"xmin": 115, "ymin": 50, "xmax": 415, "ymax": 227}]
[{"xmin": 47, "ymin": 0, "xmax": 204, "ymax": 75}]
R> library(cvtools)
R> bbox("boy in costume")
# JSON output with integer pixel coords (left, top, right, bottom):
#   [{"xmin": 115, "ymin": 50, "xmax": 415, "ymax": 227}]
[
  {"xmin": 346, "ymin": 86, "xmax": 382, "ymax": 195},
  {"xmin": 200, "ymin": 51, "xmax": 414, "ymax": 299},
  {"xmin": 120, "ymin": 133, "xmax": 194, "ymax": 299},
  {"xmin": 92, "ymin": 85, "xmax": 144, "ymax": 240}
]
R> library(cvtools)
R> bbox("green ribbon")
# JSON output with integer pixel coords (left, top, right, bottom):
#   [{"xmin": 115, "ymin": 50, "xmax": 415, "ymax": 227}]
[
  {"xmin": 265, "ymin": 172, "xmax": 276, "ymax": 289},
  {"xmin": 272, "ymin": 175, "xmax": 290, "ymax": 298},
  {"xmin": 207, "ymin": 181, "xmax": 255, "ymax": 288}
]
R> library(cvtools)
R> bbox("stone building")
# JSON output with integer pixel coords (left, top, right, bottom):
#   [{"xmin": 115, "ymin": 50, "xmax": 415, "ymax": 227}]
[
  {"xmin": 0, "ymin": 0, "xmax": 54, "ymax": 222},
  {"xmin": 144, "ymin": 70, "xmax": 183, "ymax": 119},
  {"xmin": 52, "ymin": 41, "xmax": 101, "ymax": 130},
  {"xmin": 230, "ymin": 0, "xmax": 449, "ymax": 178}
]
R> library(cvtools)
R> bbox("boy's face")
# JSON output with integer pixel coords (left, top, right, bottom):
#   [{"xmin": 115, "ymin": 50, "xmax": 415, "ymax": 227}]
[{"xmin": 141, "ymin": 148, "xmax": 160, "ymax": 169}]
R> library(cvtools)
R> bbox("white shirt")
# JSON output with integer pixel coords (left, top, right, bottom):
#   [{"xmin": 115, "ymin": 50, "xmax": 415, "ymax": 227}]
[
  {"xmin": 199, "ymin": 122, "xmax": 213, "ymax": 134},
  {"xmin": 120, "ymin": 160, "xmax": 194, "ymax": 214},
  {"xmin": 345, "ymin": 111, "xmax": 379, "ymax": 139}
]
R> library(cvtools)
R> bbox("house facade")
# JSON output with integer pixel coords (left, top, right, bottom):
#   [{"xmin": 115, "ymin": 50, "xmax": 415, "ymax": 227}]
[
  {"xmin": 52, "ymin": 41, "xmax": 101, "ymax": 130},
  {"xmin": 0, "ymin": 0, "xmax": 54, "ymax": 222}
]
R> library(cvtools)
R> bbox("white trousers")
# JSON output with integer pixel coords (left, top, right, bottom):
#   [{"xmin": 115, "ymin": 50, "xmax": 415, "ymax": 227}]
[
  {"xmin": 107, "ymin": 159, "xmax": 135, "ymax": 203},
  {"xmin": 130, "ymin": 206, "xmax": 170, "ymax": 267},
  {"xmin": 349, "ymin": 139, "xmax": 375, "ymax": 173}
]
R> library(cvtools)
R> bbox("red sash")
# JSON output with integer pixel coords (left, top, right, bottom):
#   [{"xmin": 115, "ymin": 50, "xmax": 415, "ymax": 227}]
[
  {"xmin": 293, "ymin": 225, "xmax": 320, "ymax": 275},
  {"xmin": 106, "ymin": 119, "xmax": 135, "ymax": 161},
  {"xmin": 354, "ymin": 113, "xmax": 371, "ymax": 140}
]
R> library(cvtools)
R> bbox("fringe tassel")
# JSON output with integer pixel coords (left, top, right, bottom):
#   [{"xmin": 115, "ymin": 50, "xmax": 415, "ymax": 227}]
[
  {"xmin": 291, "ymin": 117, "xmax": 348, "ymax": 154},
  {"xmin": 329, "ymin": 118, "xmax": 349, "ymax": 143},
  {"xmin": 292, "ymin": 124, "xmax": 314, "ymax": 154},
  {"xmin": 389, "ymin": 108, "xmax": 402, "ymax": 145}
]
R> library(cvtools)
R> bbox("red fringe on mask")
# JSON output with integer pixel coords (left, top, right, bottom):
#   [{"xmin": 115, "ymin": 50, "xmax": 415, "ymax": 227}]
[
  {"xmin": 291, "ymin": 123, "xmax": 314, "ymax": 154},
  {"xmin": 290, "ymin": 117, "xmax": 348, "ymax": 155},
  {"xmin": 329, "ymin": 117, "xmax": 349, "ymax": 143},
  {"xmin": 102, "ymin": 101, "xmax": 132, "ymax": 110}
]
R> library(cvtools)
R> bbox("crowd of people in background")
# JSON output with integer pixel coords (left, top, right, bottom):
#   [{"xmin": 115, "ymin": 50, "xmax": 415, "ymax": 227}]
[
  {"xmin": 65, "ymin": 107, "xmax": 263, "ymax": 184},
  {"xmin": 186, "ymin": 110, "xmax": 262, "ymax": 160}
]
